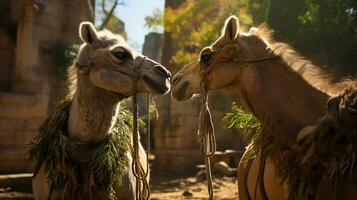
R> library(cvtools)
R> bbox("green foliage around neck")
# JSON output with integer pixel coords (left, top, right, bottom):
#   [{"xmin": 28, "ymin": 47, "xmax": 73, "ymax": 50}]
[{"xmin": 28, "ymin": 98, "xmax": 136, "ymax": 199}]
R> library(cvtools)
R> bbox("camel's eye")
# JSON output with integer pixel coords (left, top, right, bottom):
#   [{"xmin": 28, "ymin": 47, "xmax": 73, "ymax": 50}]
[
  {"xmin": 200, "ymin": 53, "xmax": 212, "ymax": 64},
  {"xmin": 114, "ymin": 50, "xmax": 130, "ymax": 60},
  {"xmin": 111, "ymin": 47, "xmax": 131, "ymax": 61}
]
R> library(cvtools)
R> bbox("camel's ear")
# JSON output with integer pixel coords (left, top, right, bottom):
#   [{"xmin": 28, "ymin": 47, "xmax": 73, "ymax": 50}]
[
  {"xmin": 222, "ymin": 16, "xmax": 239, "ymax": 41},
  {"xmin": 79, "ymin": 22, "xmax": 99, "ymax": 44}
]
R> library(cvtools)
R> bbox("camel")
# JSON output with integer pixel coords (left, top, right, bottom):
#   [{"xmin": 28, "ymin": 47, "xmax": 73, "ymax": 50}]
[
  {"xmin": 171, "ymin": 15, "xmax": 357, "ymax": 199},
  {"xmin": 31, "ymin": 22, "xmax": 171, "ymax": 200}
]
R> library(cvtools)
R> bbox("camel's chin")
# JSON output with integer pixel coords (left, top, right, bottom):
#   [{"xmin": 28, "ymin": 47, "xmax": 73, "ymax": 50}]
[
  {"xmin": 171, "ymin": 81, "xmax": 194, "ymax": 101},
  {"xmin": 142, "ymin": 75, "xmax": 171, "ymax": 95},
  {"xmin": 172, "ymin": 92, "xmax": 193, "ymax": 101},
  {"xmin": 172, "ymin": 90, "xmax": 194, "ymax": 101}
]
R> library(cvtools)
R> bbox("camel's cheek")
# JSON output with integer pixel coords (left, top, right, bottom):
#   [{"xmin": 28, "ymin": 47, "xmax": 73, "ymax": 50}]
[{"xmin": 90, "ymin": 68, "xmax": 133, "ymax": 94}]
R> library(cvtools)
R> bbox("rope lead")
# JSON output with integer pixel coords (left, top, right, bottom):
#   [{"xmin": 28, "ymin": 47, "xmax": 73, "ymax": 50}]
[
  {"xmin": 198, "ymin": 82, "xmax": 217, "ymax": 200},
  {"xmin": 132, "ymin": 92, "xmax": 150, "ymax": 200},
  {"xmin": 132, "ymin": 56, "xmax": 150, "ymax": 200}
]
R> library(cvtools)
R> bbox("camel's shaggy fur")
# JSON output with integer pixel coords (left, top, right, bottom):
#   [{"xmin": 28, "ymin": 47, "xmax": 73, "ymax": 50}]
[{"xmin": 251, "ymin": 25, "xmax": 357, "ymax": 96}]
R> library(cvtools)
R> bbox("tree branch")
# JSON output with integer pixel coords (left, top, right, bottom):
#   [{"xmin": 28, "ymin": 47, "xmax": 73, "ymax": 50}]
[
  {"xmin": 101, "ymin": 0, "xmax": 109, "ymax": 15},
  {"xmin": 100, "ymin": 0, "xmax": 123, "ymax": 29}
]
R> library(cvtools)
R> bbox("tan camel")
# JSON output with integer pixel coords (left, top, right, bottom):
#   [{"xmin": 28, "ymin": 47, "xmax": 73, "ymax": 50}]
[
  {"xmin": 32, "ymin": 22, "xmax": 171, "ymax": 200},
  {"xmin": 171, "ymin": 15, "xmax": 357, "ymax": 199}
]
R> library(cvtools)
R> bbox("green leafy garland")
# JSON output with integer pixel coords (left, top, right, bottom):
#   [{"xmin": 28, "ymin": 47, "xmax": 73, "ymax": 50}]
[{"xmin": 29, "ymin": 98, "xmax": 134, "ymax": 199}]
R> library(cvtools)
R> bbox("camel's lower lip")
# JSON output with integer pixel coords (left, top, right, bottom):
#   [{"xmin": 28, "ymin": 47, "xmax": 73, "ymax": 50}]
[
  {"xmin": 173, "ymin": 81, "xmax": 189, "ymax": 101},
  {"xmin": 142, "ymin": 75, "xmax": 170, "ymax": 94}
]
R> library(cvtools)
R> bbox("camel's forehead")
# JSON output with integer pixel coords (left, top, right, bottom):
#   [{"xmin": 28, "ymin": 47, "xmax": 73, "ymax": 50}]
[
  {"xmin": 209, "ymin": 32, "xmax": 265, "ymax": 51},
  {"xmin": 96, "ymin": 30, "xmax": 128, "ymax": 48},
  {"xmin": 211, "ymin": 36, "xmax": 226, "ymax": 48}
]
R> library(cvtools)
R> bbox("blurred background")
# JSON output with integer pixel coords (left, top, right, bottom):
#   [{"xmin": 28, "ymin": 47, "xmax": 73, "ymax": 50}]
[{"xmin": 0, "ymin": 0, "xmax": 355, "ymax": 199}]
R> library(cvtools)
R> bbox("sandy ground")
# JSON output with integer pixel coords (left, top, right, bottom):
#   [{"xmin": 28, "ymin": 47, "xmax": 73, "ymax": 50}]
[
  {"xmin": 0, "ymin": 173, "xmax": 239, "ymax": 200},
  {"xmin": 151, "ymin": 173, "xmax": 239, "ymax": 200}
]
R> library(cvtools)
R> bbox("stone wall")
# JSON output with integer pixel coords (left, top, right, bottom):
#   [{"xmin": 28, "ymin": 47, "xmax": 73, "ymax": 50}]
[
  {"xmin": 0, "ymin": 0, "xmax": 92, "ymax": 173},
  {"xmin": 0, "ymin": 0, "xmax": 16, "ymax": 91}
]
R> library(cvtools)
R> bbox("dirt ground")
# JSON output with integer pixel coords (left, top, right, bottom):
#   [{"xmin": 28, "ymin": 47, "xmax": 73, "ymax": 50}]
[
  {"xmin": 151, "ymin": 173, "xmax": 239, "ymax": 200},
  {"xmin": 0, "ymin": 172, "xmax": 239, "ymax": 200}
]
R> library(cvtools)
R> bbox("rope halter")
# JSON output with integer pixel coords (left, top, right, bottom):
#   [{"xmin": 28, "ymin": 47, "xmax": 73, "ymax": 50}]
[
  {"xmin": 198, "ymin": 42, "xmax": 280, "ymax": 200},
  {"xmin": 131, "ymin": 57, "xmax": 151, "ymax": 200},
  {"xmin": 76, "ymin": 56, "xmax": 151, "ymax": 200}
]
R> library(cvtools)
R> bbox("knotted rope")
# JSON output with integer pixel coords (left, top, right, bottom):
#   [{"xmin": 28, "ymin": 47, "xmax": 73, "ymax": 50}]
[
  {"xmin": 132, "ymin": 57, "xmax": 150, "ymax": 200},
  {"xmin": 197, "ymin": 43, "xmax": 280, "ymax": 199},
  {"xmin": 197, "ymin": 44, "xmax": 242, "ymax": 200},
  {"xmin": 198, "ymin": 69, "xmax": 217, "ymax": 200}
]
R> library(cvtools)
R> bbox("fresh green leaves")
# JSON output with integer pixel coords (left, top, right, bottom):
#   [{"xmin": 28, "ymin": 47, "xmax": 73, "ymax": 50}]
[
  {"xmin": 28, "ymin": 99, "xmax": 133, "ymax": 199},
  {"xmin": 223, "ymin": 102, "xmax": 261, "ymax": 144}
]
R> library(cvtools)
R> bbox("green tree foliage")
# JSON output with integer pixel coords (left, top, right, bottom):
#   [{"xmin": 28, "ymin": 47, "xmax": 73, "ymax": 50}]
[
  {"xmin": 251, "ymin": 0, "xmax": 357, "ymax": 75},
  {"xmin": 164, "ymin": 0, "xmax": 356, "ymax": 74},
  {"xmin": 164, "ymin": 0, "xmax": 253, "ymax": 66},
  {"xmin": 145, "ymin": 8, "xmax": 164, "ymax": 32}
]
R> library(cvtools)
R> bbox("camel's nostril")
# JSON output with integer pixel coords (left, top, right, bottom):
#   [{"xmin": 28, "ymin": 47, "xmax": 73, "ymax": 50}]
[
  {"xmin": 172, "ymin": 75, "xmax": 181, "ymax": 85},
  {"xmin": 154, "ymin": 65, "xmax": 171, "ymax": 78}
]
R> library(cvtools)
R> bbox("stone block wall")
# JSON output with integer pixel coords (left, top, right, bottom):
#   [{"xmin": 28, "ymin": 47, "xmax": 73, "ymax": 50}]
[
  {"xmin": 0, "ymin": 0, "xmax": 15, "ymax": 92},
  {"xmin": 0, "ymin": 91, "xmax": 48, "ymax": 173},
  {"xmin": 0, "ymin": 32, "xmax": 15, "ymax": 92},
  {"xmin": 0, "ymin": 0, "xmax": 92, "ymax": 173}
]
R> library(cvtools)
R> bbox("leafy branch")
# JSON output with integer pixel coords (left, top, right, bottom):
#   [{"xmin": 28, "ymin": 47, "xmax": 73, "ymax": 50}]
[
  {"xmin": 145, "ymin": 8, "xmax": 164, "ymax": 32},
  {"xmin": 99, "ymin": 0, "xmax": 125, "ymax": 29},
  {"xmin": 223, "ymin": 102, "xmax": 261, "ymax": 143}
]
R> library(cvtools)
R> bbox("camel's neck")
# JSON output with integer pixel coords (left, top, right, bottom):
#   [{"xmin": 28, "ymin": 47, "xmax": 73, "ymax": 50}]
[
  {"xmin": 68, "ymin": 74, "xmax": 124, "ymax": 142},
  {"xmin": 238, "ymin": 60, "xmax": 330, "ymax": 146}
]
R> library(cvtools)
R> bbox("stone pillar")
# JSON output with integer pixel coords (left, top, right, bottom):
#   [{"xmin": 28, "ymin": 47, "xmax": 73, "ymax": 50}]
[
  {"xmin": 0, "ymin": 0, "xmax": 93, "ymax": 174},
  {"xmin": 153, "ymin": 0, "xmax": 243, "ymax": 173},
  {"xmin": 13, "ymin": 0, "xmax": 39, "ymax": 88},
  {"xmin": 142, "ymin": 32, "xmax": 163, "ymax": 61},
  {"xmin": 140, "ymin": 32, "xmax": 163, "ymax": 150},
  {"xmin": 0, "ymin": 0, "xmax": 15, "ymax": 92},
  {"xmin": 153, "ymin": 0, "xmax": 205, "ymax": 173}
]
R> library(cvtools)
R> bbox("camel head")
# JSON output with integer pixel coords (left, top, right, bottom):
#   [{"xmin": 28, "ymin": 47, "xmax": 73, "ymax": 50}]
[
  {"xmin": 172, "ymin": 16, "xmax": 271, "ymax": 101},
  {"xmin": 76, "ymin": 22, "xmax": 171, "ymax": 97}
]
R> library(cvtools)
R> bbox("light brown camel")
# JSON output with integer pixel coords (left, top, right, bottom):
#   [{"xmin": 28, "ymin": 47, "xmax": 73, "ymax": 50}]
[
  {"xmin": 171, "ymin": 16, "xmax": 357, "ymax": 199},
  {"xmin": 32, "ymin": 22, "xmax": 171, "ymax": 200}
]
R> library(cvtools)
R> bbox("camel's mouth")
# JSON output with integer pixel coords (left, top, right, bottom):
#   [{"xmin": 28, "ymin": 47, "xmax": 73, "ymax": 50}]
[
  {"xmin": 172, "ymin": 80, "xmax": 191, "ymax": 101},
  {"xmin": 142, "ymin": 74, "xmax": 171, "ymax": 95}
]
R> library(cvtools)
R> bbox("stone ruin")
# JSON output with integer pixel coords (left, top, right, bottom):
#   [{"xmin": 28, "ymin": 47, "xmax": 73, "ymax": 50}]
[{"xmin": 0, "ymin": 0, "xmax": 92, "ymax": 173}]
